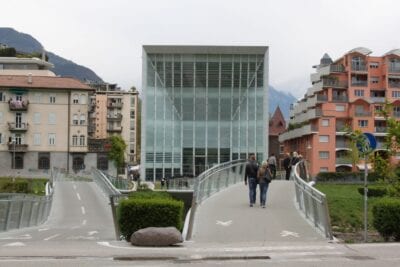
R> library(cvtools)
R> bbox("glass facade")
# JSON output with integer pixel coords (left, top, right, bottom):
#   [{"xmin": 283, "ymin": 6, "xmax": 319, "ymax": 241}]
[{"xmin": 142, "ymin": 46, "xmax": 268, "ymax": 181}]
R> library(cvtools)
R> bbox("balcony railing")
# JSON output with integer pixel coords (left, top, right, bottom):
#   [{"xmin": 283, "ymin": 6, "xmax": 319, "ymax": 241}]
[
  {"xmin": 374, "ymin": 126, "xmax": 387, "ymax": 133},
  {"xmin": 355, "ymin": 111, "xmax": 372, "ymax": 117},
  {"xmin": 336, "ymin": 157, "xmax": 352, "ymax": 165},
  {"xmin": 107, "ymin": 102, "xmax": 123, "ymax": 108},
  {"xmin": 351, "ymin": 80, "xmax": 368, "ymax": 86},
  {"xmin": 107, "ymin": 126, "xmax": 123, "ymax": 132},
  {"xmin": 316, "ymin": 95, "xmax": 328, "ymax": 102},
  {"xmin": 371, "ymin": 97, "xmax": 385, "ymax": 103},
  {"xmin": 389, "ymin": 67, "xmax": 400, "ymax": 73},
  {"xmin": 8, "ymin": 122, "xmax": 29, "ymax": 131},
  {"xmin": 389, "ymin": 82, "xmax": 400, "ymax": 88},
  {"xmin": 332, "ymin": 95, "xmax": 349, "ymax": 102},
  {"xmin": 107, "ymin": 114, "xmax": 123, "ymax": 121},
  {"xmin": 351, "ymin": 63, "xmax": 367, "ymax": 72},
  {"xmin": 88, "ymin": 125, "xmax": 96, "ymax": 133},
  {"xmin": 330, "ymin": 64, "xmax": 345, "ymax": 72},
  {"xmin": 7, "ymin": 144, "xmax": 28, "ymax": 152},
  {"xmin": 393, "ymin": 111, "xmax": 400, "ymax": 118},
  {"xmin": 8, "ymin": 99, "xmax": 29, "ymax": 111},
  {"xmin": 322, "ymin": 79, "xmax": 348, "ymax": 89}
]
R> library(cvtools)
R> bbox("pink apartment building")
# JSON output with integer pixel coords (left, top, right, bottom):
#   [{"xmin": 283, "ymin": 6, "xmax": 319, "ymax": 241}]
[{"xmin": 279, "ymin": 47, "xmax": 400, "ymax": 177}]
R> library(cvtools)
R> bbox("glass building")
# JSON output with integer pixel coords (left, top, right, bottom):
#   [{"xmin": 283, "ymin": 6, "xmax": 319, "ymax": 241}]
[{"xmin": 141, "ymin": 46, "xmax": 269, "ymax": 181}]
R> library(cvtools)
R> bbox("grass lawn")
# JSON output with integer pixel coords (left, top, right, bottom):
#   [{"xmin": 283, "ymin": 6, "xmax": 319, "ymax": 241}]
[
  {"xmin": 0, "ymin": 177, "xmax": 48, "ymax": 195},
  {"xmin": 315, "ymin": 183, "xmax": 383, "ymax": 242}
]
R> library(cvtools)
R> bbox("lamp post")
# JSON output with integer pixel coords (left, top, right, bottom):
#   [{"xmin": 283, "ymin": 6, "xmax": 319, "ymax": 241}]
[{"xmin": 12, "ymin": 137, "xmax": 16, "ymax": 182}]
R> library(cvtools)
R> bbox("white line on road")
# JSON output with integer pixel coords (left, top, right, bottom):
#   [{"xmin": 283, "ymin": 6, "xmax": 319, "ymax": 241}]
[
  {"xmin": 3, "ymin": 242, "xmax": 26, "ymax": 247},
  {"xmin": 82, "ymin": 220, "xmax": 87, "ymax": 225},
  {"xmin": 38, "ymin": 228, "xmax": 50, "ymax": 232},
  {"xmin": 76, "ymin": 193, "xmax": 81, "ymax": 201},
  {"xmin": 73, "ymin": 184, "xmax": 77, "ymax": 190},
  {"xmin": 81, "ymin": 206, "xmax": 86, "ymax": 215},
  {"xmin": 44, "ymin": 234, "xmax": 61, "ymax": 241},
  {"xmin": 0, "ymin": 234, "xmax": 31, "ymax": 240},
  {"xmin": 88, "ymin": 231, "xmax": 98, "ymax": 236}
]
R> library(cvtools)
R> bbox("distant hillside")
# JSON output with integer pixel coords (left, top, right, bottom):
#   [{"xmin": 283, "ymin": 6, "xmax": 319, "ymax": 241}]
[
  {"xmin": 269, "ymin": 86, "xmax": 296, "ymax": 120},
  {"xmin": 0, "ymin": 27, "xmax": 102, "ymax": 82}
]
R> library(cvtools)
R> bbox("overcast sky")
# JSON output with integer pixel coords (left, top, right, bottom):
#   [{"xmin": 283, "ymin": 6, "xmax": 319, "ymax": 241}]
[{"xmin": 2, "ymin": 0, "xmax": 400, "ymax": 98}]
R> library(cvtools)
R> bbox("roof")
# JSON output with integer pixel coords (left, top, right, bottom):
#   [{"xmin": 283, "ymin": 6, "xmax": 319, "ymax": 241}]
[
  {"xmin": 0, "ymin": 75, "xmax": 93, "ymax": 90},
  {"xmin": 143, "ymin": 45, "xmax": 268, "ymax": 55},
  {"xmin": 384, "ymin": 49, "xmax": 400, "ymax": 57},
  {"xmin": 269, "ymin": 106, "xmax": 286, "ymax": 136},
  {"xmin": 0, "ymin": 57, "xmax": 54, "ymax": 68},
  {"xmin": 347, "ymin": 47, "xmax": 372, "ymax": 56}
]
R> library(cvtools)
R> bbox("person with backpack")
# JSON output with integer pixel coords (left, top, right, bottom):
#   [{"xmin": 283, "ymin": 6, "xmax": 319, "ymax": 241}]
[
  {"xmin": 244, "ymin": 153, "xmax": 259, "ymax": 207},
  {"xmin": 257, "ymin": 161, "xmax": 273, "ymax": 208}
]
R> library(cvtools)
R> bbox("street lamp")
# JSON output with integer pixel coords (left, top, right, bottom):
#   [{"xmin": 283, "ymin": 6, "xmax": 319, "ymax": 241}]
[{"xmin": 12, "ymin": 137, "xmax": 16, "ymax": 182}]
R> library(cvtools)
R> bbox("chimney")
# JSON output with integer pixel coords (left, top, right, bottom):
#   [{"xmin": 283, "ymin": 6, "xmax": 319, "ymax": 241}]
[{"xmin": 28, "ymin": 73, "xmax": 32, "ymax": 84}]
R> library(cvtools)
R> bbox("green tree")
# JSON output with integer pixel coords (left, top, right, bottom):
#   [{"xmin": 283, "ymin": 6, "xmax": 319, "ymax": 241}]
[{"xmin": 108, "ymin": 135, "xmax": 127, "ymax": 173}]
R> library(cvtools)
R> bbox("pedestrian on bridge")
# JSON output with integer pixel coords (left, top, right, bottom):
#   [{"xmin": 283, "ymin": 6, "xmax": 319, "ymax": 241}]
[
  {"xmin": 267, "ymin": 153, "xmax": 277, "ymax": 180},
  {"xmin": 257, "ymin": 161, "xmax": 272, "ymax": 208},
  {"xmin": 244, "ymin": 153, "xmax": 259, "ymax": 207}
]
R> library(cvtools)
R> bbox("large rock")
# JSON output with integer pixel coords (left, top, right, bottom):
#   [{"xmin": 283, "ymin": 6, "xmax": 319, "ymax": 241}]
[{"xmin": 130, "ymin": 227, "xmax": 183, "ymax": 246}]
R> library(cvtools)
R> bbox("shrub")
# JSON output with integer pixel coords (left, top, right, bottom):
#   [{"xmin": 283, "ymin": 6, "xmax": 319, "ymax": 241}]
[
  {"xmin": 1, "ymin": 181, "xmax": 29, "ymax": 193},
  {"xmin": 372, "ymin": 198, "xmax": 400, "ymax": 241},
  {"xmin": 357, "ymin": 186, "xmax": 387, "ymax": 197},
  {"xmin": 129, "ymin": 190, "xmax": 172, "ymax": 200},
  {"xmin": 316, "ymin": 172, "xmax": 380, "ymax": 183},
  {"xmin": 118, "ymin": 195, "xmax": 184, "ymax": 241}
]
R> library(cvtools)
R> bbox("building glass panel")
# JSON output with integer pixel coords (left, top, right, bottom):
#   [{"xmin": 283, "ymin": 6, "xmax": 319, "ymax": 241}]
[{"xmin": 142, "ymin": 46, "xmax": 268, "ymax": 181}]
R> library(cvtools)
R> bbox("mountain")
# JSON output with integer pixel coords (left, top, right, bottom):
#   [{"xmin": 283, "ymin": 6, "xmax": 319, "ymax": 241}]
[
  {"xmin": 269, "ymin": 86, "xmax": 296, "ymax": 120},
  {"xmin": 0, "ymin": 28, "xmax": 102, "ymax": 82}
]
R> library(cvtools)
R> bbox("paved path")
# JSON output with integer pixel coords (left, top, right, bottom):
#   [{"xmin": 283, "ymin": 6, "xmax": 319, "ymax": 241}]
[{"xmin": 192, "ymin": 180, "xmax": 326, "ymax": 245}]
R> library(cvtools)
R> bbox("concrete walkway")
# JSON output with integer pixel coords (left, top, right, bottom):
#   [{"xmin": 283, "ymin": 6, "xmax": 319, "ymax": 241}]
[{"xmin": 191, "ymin": 180, "xmax": 326, "ymax": 245}]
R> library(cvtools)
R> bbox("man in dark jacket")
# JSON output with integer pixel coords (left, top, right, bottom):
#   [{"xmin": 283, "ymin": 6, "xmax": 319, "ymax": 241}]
[
  {"xmin": 283, "ymin": 153, "xmax": 291, "ymax": 180},
  {"xmin": 244, "ymin": 153, "xmax": 258, "ymax": 207}
]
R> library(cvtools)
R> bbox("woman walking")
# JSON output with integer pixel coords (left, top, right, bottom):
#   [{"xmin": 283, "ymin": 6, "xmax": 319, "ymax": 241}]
[{"xmin": 257, "ymin": 162, "xmax": 272, "ymax": 208}]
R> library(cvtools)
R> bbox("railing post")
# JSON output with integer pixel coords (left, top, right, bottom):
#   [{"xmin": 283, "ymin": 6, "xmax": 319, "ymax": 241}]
[
  {"xmin": 18, "ymin": 201, "xmax": 25, "ymax": 228},
  {"xmin": 3, "ymin": 202, "xmax": 12, "ymax": 231}
]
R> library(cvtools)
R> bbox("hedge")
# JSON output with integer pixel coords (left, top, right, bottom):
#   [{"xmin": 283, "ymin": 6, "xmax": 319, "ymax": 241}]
[
  {"xmin": 316, "ymin": 172, "xmax": 380, "ymax": 182},
  {"xmin": 1, "ymin": 181, "xmax": 29, "ymax": 193},
  {"xmin": 372, "ymin": 198, "xmax": 400, "ymax": 241},
  {"xmin": 118, "ymin": 196, "xmax": 184, "ymax": 241},
  {"xmin": 357, "ymin": 186, "xmax": 387, "ymax": 197}
]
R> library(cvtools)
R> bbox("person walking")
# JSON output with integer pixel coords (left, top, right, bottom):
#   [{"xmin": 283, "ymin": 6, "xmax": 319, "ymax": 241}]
[
  {"xmin": 267, "ymin": 153, "xmax": 277, "ymax": 180},
  {"xmin": 244, "ymin": 153, "xmax": 258, "ymax": 207},
  {"xmin": 257, "ymin": 161, "xmax": 272, "ymax": 208},
  {"xmin": 283, "ymin": 153, "xmax": 291, "ymax": 180}
]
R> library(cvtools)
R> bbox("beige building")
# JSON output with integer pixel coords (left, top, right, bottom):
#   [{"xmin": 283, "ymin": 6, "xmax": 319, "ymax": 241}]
[
  {"xmin": 0, "ymin": 74, "xmax": 97, "ymax": 177},
  {"xmin": 87, "ymin": 82, "xmax": 139, "ymax": 165}
]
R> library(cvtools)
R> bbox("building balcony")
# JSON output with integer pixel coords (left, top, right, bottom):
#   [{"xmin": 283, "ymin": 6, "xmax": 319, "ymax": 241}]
[
  {"xmin": 330, "ymin": 64, "xmax": 345, "ymax": 73},
  {"xmin": 336, "ymin": 141, "xmax": 351, "ymax": 149},
  {"xmin": 8, "ymin": 122, "xmax": 29, "ymax": 132},
  {"xmin": 370, "ymin": 97, "xmax": 385, "ymax": 103},
  {"xmin": 389, "ymin": 82, "xmax": 400, "ymax": 88},
  {"xmin": 393, "ymin": 111, "xmax": 400, "ymax": 118},
  {"xmin": 336, "ymin": 157, "xmax": 352, "ymax": 165},
  {"xmin": 107, "ymin": 113, "xmax": 123, "ymax": 121},
  {"xmin": 389, "ymin": 67, "xmax": 400, "ymax": 73},
  {"xmin": 351, "ymin": 80, "xmax": 368, "ymax": 87},
  {"xmin": 107, "ymin": 126, "xmax": 123, "ymax": 132},
  {"xmin": 88, "ymin": 138, "xmax": 111, "ymax": 152},
  {"xmin": 107, "ymin": 102, "xmax": 123, "ymax": 109},
  {"xmin": 8, "ymin": 99, "xmax": 29, "ymax": 111},
  {"xmin": 374, "ymin": 126, "xmax": 387, "ymax": 133},
  {"xmin": 332, "ymin": 95, "xmax": 349, "ymax": 102},
  {"xmin": 8, "ymin": 143, "xmax": 28, "ymax": 152},
  {"xmin": 317, "ymin": 94, "xmax": 328, "ymax": 102},
  {"xmin": 322, "ymin": 79, "xmax": 348, "ymax": 89},
  {"xmin": 351, "ymin": 63, "xmax": 367, "ymax": 72},
  {"xmin": 278, "ymin": 124, "xmax": 316, "ymax": 142},
  {"xmin": 88, "ymin": 125, "xmax": 96, "ymax": 133}
]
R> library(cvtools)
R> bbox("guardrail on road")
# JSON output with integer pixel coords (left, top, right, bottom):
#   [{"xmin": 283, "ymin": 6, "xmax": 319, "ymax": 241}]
[{"xmin": 292, "ymin": 161, "xmax": 333, "ymax": 239}]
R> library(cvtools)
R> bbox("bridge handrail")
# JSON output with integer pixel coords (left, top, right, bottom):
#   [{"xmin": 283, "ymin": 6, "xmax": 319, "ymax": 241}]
[
  {"xmin": 292, "ymin": 160, "xmax": 333, "ymax": 239},
  {"xmin": 186, "ymin": 159, "xmax": 247, "ymax": 240},
  {"xmin": 91, "ymin": 168, "xmax": 123, "ymax": 196},
  {"xmin": 0, "ymin": 168, "xmax": 56, "ymax": 232}
]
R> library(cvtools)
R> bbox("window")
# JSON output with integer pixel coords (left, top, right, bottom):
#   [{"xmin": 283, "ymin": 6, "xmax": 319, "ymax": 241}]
[
  {"xmin": 72, "ymin": 156, "xmax": 84, "ymax": 170},
  {"xmin": 34, "ymin": 93, "xmax": 42, "ymax": 103},
  {"xmin": 319, "ymin": 167, "xmax": 329, "ymax": 172},
  {"xmin": 370, "ymin": 77, "xmax": 379, "ymax": 84},
  {"xmin": 319, "ymin": 135, "xmax": 329, "ymax": 143},
  {"xmin": 80, "ymin": 114, "xmax": 86, "ymax": 125},
  {"xmin": 335, "ymin": 105, "xmax": 345, "ymax": 112},
  {"xmin": 12, "ymin": 155, "xmax": 24, "ymax": 169},
  {"xmin": 49, "ymin": 95, "xmax": 56, "ymax": 103},
  {"xmin": 375, "ymin": 105, "xmax": 383, "ymax": 113},
  {"xmin": 48, "ymin": 113, "xmax": 56, "ymax": 124},
  {"xmin": 79, "ymin": 94, "xmax": 87, "ymax": 104},
  {"xmin": 131, "ymin": 97, "xmax": 135, "ymax": 106},
  {"xmin": 48, "ymin": 133, "xmax": 56, "ymax": 145},
  {"xmin": 73, "ymin": 114, "xmax": 78, "ymax": 125},
  {"xmin": 33, "ymin": 113, "xmax": 41, "ymax": 124},
  {"xmin": 355, "ymin": 89, "xmax": 364, "ymax": 97},
  {"xmin": 38, "ymin": 153, "xmax": 50, "ymax": 170},
  {"xmin": 370, "ymin": 62, "xmax": 379, "ymax": 69},
  {"xmin": 321, "ymin": 119, "xmax": 329, "ymax": 127},
  {"xmin": 79, "ymin": 135, "xmax": 85, "ymax": 146},
  {"xmin": 319, "ymin": 151, "xmax": 329, "ymax": 159},
  {"xmin": 72, "ymin": 135, "xmax": 78, "ymax": 146},
  {"xmin": 33, "ymin": 133, "xmax": 41, "ymax": 145},
  {"xmin": 97, "ymin": 154, "xmax": 108, "ymax": 170},
  {"xmin": 392, "ymin": 91, "xmax": 400, "ymax": 98},
  {"xmin": 0, "ymin": 111, "xmax": 3, "ymax": 124},
  {"xmin": 73, "ymin": 94, "xmax": 79, "ymax": 104},
  {"xmin": 358, "ymin": 120, "xmax": 368, "ymax": 127},
  {"xmin": 0, "ymin": 92, "xmax": 4, "ymax": 102},
  {"xmin": 0, "ymin": 133, "xmax": 2, "ymax": 144}
]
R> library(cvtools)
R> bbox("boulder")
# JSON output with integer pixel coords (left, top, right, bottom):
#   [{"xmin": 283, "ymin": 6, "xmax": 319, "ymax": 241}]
[{"xmin": 130, "ymin": 227, "xmax": 183, "ymax": 246}]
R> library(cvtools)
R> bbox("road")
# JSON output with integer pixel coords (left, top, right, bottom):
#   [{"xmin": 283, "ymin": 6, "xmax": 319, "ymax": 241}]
[{"xmin": 0, "ymin": 178, "xmax": 400, "ymax": 266}]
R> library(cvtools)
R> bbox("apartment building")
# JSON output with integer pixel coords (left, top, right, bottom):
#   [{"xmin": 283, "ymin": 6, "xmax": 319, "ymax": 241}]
[
  {"xmin": 279, "ymin": 47, "xmax": 400, "ymax": 177},
  {"xmin": 141, "ymin": 45, "xmax": 269, "ymax": 181},
  {"xmin": 87, "ymin": 82, "xmax": 139, "ymax": 165},
  {"xmin": 0, "ymin": 74, "xmax": 95, "ymax": 177}
]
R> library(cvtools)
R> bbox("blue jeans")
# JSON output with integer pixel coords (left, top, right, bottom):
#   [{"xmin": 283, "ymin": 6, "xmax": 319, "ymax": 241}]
[
  {"xmin": 248, "ymin": 177, "xmax": 257, "ymax": 204},
  {"xmin": 259, "ymin": 182, "xmax": 269, "ymax": 206}
]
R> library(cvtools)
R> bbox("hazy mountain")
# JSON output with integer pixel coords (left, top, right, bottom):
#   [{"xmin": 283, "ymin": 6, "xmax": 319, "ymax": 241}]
[
  {"xmin": 0, "ymin": 27, "xmax": 102, "ymax": 82},
  {"xmin": 269, "ymin": 86, "xmax": 296, "ymax": 120}
]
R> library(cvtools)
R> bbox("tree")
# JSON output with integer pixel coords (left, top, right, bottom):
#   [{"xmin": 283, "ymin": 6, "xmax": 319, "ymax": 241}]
[{"xmin": 108, "ymin": 135, "xmax": 127, "ymax": 173}]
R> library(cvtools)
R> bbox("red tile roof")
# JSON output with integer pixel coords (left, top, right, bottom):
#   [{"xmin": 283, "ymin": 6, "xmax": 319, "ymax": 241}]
[
  {"xmin": 269, "ymin": 106, "xmax": 286, "ymax": 136},
  {"xmin": 0, "ymin": 75, "xmax": 93, "ymax": 90}
]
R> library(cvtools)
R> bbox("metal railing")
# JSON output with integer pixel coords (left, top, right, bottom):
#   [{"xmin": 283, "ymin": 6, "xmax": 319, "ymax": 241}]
[
  {"xmin": 292, "ymin": 161, "xmax": 333, "ymax": 239},
  {"xmin": 0, "ymin": 169, "xmax": 56, "ymax": 232},
  {"xmin": 186, "ymin": 159, "xmax": 247, "ymax": 240}
]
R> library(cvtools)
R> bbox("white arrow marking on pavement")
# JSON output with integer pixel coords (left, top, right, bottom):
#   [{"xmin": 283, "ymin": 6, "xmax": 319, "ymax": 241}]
[
  {"xmin": 88, "ymin": 231, "xmax": 98, "ymax": 236},
  {"xmin": 38, "ymin": 228, "xmax": 50, "ymax": 232},
  {"xmin": 73, "ymin": 184, "xmax": 77, "ymax": 190},
  {"xmin": 280, "ymin": 230, "xmax": 300, "ymax": 238},
  {"xmin": 3, "ymin": 242, "xmax": 26, "ymax": 247},
  {"xmin": 216, "ymin": 220, "xmax": 233, "ymax": 226},
  {"xmin": 81, "ymin": 206, "xmax": 86, "ymax": 215},
  {"xmin": 44, "ymin": 234, "xmax": 61, "ymax": 241},
  {"xmin": 0, "ymin": 234, "xmax": 31, "ymax": 240},
  {"xmin": 67, "ymin": 236, "xmax": 97, "ymax": 240},
  {"xmin": 76, "ymin": 193, "xmax": 81, "ymax": 201}
]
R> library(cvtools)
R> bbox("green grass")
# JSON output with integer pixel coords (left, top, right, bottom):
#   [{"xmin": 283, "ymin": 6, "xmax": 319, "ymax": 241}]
[
  {"xmin": 315, "ymin": 183, "xmax": 381, "ymax": 233},
  {"xmin": 0, "ymin": 177, "xmax": 48, "ymax": 195}
]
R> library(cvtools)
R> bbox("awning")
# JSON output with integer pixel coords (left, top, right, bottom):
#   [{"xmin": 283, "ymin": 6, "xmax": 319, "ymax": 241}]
[{"xmin": 356, "ymin": 163, "xmax": 372, "ymax": 171}]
